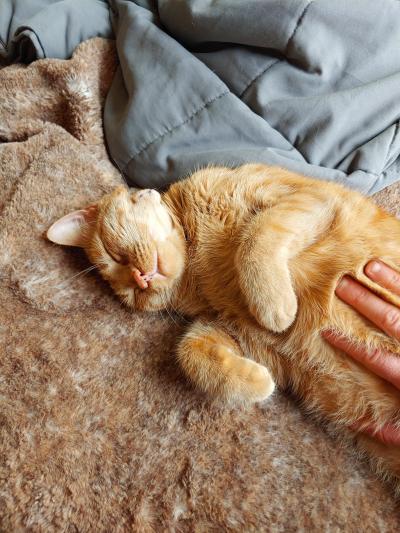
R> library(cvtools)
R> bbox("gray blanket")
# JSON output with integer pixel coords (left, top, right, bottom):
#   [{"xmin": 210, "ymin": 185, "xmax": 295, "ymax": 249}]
[{"xmin": 2, "ymin": 0, "xmax": 400, "ymax": 194}]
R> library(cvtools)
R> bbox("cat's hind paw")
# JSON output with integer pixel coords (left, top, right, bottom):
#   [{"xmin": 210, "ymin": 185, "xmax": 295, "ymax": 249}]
[
  {"xmin": 236, "ymin": 359, "xmax": 275, "ymax": 403},
  {"xmin": 176, "ymin": 321, "xmax": 275, "ymax": 404},
  {"xmin": 217, "ymin": 347, "xmax": 275, "ymax": 403}
]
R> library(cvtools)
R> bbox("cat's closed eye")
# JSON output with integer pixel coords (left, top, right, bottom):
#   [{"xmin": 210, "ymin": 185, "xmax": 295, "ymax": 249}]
[{"xmin": 103, "ymin": 243, "xmax": 128, "ymax": 265}]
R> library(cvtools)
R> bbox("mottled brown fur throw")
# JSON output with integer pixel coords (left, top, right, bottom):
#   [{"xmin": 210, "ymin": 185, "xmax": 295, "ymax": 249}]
[{"xmin": 1, "ymin": 38, "xmax": 399, "ymax": 531}]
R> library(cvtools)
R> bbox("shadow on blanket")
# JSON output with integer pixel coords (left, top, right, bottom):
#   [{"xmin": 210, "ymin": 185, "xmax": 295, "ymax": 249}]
[{"xmin": 0, "ymin": 38, "xmax": 399, "ymax": 531}]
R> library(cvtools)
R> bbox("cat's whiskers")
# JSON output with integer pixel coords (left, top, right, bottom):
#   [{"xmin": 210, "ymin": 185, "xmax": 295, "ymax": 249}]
[
  {"xmin": 165, "ymin": 280, "xmax": 191, "ymax": 323},
  {"xmin": 159, "ymin": 289, "xmax": 189, "ymax": 326},
  {"xmin": 53, "ymin": 263, "xmax": 103, "ymax": 290},
  {"xmin": 155, "ymin": 308, "xmax": 170, "ymax": 328},
  {"xmin": 168, "ymin": 289, "xmax": 190, "ymax": 324},
  {"xmin": 159, "ymin": 291, "xmax": 181, "ymax": 328}
]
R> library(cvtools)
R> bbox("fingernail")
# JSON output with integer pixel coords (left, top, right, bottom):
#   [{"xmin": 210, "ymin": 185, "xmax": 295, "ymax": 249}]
[
  {"xmin": 366, "ymin": 261, "xmax": 381, "ymax": 275},
  {"xmin": 336, "ymin": 276, "xmax": 349, "ymax": 290}
]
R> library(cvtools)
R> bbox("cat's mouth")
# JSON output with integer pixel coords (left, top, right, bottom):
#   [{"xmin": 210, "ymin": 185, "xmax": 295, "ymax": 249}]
[{"xmin": 131, "ymin": 251, "xmax": 166, "ymax": 290}]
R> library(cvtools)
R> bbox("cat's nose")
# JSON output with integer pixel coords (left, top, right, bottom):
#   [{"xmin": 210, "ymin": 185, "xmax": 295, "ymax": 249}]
[
  {"xmin": 131, "ymin": 267, "xmax": 157, "ymax": 289},
  {"xmin": 132, "ymin": 268, "xmax": 148, "ymax": 289}
]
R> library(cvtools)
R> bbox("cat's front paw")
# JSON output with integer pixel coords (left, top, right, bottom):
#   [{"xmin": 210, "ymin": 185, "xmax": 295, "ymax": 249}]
[
  {"xmin": 266, "ymin": 291, "xmax": 298, "ymax": 333},
  {"xmin": 252, "ymin": 289, "xmax": 297, "ymax": 333}
]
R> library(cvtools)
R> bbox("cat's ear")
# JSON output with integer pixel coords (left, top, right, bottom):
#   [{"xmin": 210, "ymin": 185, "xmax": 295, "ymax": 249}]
[{"xmin": 46, "ymin": 205, "xmax": 97, "ymax": 247}]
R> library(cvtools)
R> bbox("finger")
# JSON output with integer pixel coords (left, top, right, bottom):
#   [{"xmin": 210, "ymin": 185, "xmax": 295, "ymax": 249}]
[
  {"xmin": 322, "ymin": 330, "xmax": 400, "ymax": 389},
  {"xmin": 350, "ymin": 421, "xmax": 400, "ymax": 447},
  {"xmin": 336, "ymin": 276, "xmax": 400, "ymax": 340},
  {"xmin": 364, "ymin": 260, "xmax": 400, "ymax": 297}
]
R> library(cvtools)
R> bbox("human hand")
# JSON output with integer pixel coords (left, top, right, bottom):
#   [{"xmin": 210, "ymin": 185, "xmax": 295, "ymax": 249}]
[{"xmin": 322, "ymin": 260, "xmax": 400, "ymax": 445}]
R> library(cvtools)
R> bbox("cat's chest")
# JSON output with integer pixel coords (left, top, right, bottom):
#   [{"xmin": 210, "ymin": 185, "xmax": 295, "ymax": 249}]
[
  {"xmin": 180, "ymin": 214, "xmax": 246, "ymax": 314},
  {"xmin": 190, "ymin": 217, "xmax": 237, "ymax": 272}
]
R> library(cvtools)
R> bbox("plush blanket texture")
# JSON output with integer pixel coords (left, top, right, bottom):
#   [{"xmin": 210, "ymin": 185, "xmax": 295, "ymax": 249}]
[{"xmin": 0, "ymin": 38, "xmax": 399, "ymax": 531}]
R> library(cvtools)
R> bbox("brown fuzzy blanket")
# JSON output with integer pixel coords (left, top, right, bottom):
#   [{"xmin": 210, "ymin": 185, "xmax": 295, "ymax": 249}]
[{"xmin": 0, "ymin": 38, "xmax": 399, "ymax": 531}]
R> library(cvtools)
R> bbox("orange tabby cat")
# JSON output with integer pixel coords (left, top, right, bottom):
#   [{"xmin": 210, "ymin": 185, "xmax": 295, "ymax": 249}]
[{"xmin": 47, "ymin": 164, "xmax": 400, "ymax": 491}]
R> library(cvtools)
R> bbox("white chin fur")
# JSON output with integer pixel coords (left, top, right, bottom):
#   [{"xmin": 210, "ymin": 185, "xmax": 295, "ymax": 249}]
[{"xmin": 120, "ymin": 289, "xmax": 135, "ymax": 308}]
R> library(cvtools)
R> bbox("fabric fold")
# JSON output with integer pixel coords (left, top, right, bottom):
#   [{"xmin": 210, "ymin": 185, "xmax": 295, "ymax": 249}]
[
  {"xmin": 0, "ymin": 0, "xmax": 112, "ymax": 62},
  {"xmin": 2, "ymin": 0, "xmax": 400, "ymax": 194}
]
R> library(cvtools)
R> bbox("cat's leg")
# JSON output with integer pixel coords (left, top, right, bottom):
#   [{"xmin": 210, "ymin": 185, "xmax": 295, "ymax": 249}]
[
  {"xmin": 176, "ymin": 320, "xmax": 275, "ymax": 403},
  {"xmin": 236, "ymin": 197, "xmax": 332, "ymax": 332}
]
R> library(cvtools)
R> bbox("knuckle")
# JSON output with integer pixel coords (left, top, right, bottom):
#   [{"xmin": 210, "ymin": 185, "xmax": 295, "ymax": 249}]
[
  {"xmin": 375, "ymin": 425, "xmax": 398, "ymax": 447},
  {"xmin": 350, "ymin": 286, "xmax": 367, "ymax": 306},
  {"xmin": 365, "ymin": 347, "xmax": 382, "ymax": 365},
  {"xmin": 390, "ymin": 270, "xmax": 400, "ymax": 287},
  {"xmin": 376, "ymin": 427, "xmax": 389, "ymax": 446},
  {"xmin": 382, "ymin": 308, "xmax": 400, "ymax": 334}
]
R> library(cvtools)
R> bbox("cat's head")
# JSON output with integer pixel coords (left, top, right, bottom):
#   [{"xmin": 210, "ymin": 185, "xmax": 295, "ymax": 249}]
[{"xmin": 47, "ymin": 186, "xmax": 186, "ymax": 311}]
